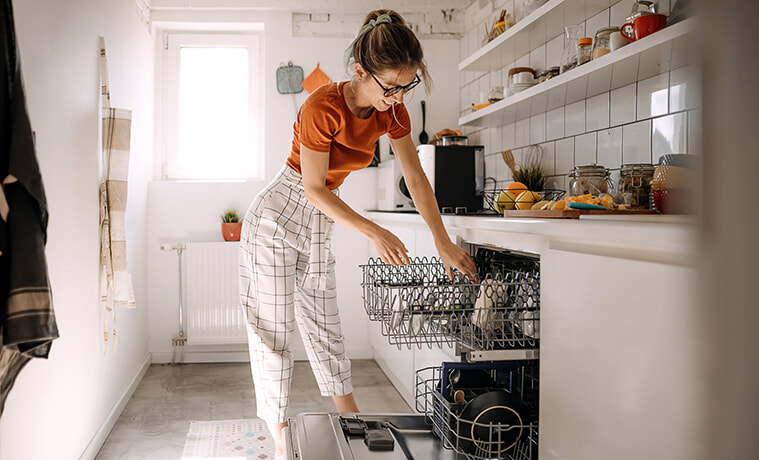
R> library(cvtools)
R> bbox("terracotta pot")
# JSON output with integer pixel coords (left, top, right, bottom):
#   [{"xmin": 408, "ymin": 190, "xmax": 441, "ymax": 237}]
[{"xmin": 221, "ymin": 222, "xmax": 242, "ymax": 241}]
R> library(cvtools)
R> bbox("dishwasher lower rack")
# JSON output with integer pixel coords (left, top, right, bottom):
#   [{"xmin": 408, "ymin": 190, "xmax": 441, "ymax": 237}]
[
  {"xmin": 360, "ymin": 256, "xmax": 540, "ymax": 350},
  {"xmin": 415, "ymin": 362, "xmax": 539, "ymax": 460}
]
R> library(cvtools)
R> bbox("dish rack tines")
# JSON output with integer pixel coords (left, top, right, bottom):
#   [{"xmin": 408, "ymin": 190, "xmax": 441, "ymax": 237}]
[
  {"xmin": 415, "ymin": 364, "xmax": 539, "ymax": 460},
  {"xmin": 360, "ymin": 256, "xmax": 446, "ymax": 321},
  {"xmin": 361, "ymin": 255, "xmax": 541, "ymax": 351}
]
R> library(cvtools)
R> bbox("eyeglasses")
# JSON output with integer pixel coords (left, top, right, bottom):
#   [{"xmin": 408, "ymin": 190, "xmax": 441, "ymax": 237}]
[{"xmin": 368, "ymin": 72, "xmax": 421, "ymax": 97}]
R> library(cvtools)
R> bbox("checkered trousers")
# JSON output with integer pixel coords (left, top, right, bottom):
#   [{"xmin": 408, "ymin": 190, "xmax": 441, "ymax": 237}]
[{"xmin": 239, "ymin": 165, "xmax": 353, "ymax": 423}]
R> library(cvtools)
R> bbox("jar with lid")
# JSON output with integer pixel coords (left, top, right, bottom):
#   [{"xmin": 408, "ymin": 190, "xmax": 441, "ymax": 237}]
[
  {"xmin": 568, "ymin": 164, "xmax": 613, "ymax": 196},
  {"xmin": 618, "ymin": 163, "xmax": 654, "ymax": 208},
  {"xmin": 577, "ymin": 37, "xmax": 592, "ymax": 65},
  {"xmin": 592, "ymin": 26, "xmax": 618, "ymax": 60}
]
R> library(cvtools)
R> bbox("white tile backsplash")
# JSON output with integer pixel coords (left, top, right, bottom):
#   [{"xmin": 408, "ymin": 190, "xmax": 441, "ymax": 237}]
[
  {"xmin": 637, "ymin": 73, "xmax": 669, "ymax": 119},
  {"xmin": 502, "ymin": 122, "xmax": 516, "ymax": 150},
  {"xmin": 539, "ymin": 141, "xmax": 556, "ymax": 175},
  {"xmin": 547, "ymin": 84, "xmax": 567, "ymax": 110},
  {"xmin": 586, "ymin": 93, "xmax": 610, "ymax": 131},
  {"xmin": 555, "ymin": 138, "xmax": 575, "ymax": 176},
  {"xmin": 515, "ymin": 53, "xmax": 530, "ymax": 69},
  {"xmin": 485, "ymin": 153, "xmax": 497, "ymax": 179},
  {"xmin": 565, "ymin": 100, "xmax": 586, "ymax": 136},
  {"xmin": 530, "ymin": 113, "xmax": 546, "ymax": 144},
  {"xmin": 652, "ymin": 112, "xmax": 686, "ymax": 156},
  {"xmin": 490, "ymin": 126, "xmax": 504, "ymax": 154},
  {"xmin": 623, "ymin": 120, "xmax": 652, "ymax": 164},
  {"xmin": 574, "ymin": 132, "xmax": 597, "ymax": 165},
  {"xmin": 688, "ymin": 109, "xmax": 702, "ymax": 156},
  {"xmin": 530, "ymin": 44, "xmax": 547, "ymax": 73},
  {"xmin": 546, "ymin": 107, "xmax": 565, "ymax": 141},
  {"xmin": 546, "ymin": 34, "xmax": 563, "ymax": 69},
  {"xmin": 670, "ymin": 64, "xmax": 699, "ymax": 112},
  {"xmin": 609, "ymin": 0, "xmax": 629, "ymax": 26},
  {"xmin": 610, "ymin": 54, "xmax": 639, "ymax": 89},
  {"xmin": 610, "ymin": 83, "xmax": 636, "ymax": 126},
  {"xmin": 566, "ymin": 75, "xmax": 588, "ymax": 104},
  {"xmin": 516, "ymin": 118, "xmax": 530, "ymax": 147},
  {"xmin": 597, "ymin": 127, "xmax": 623, "ymax": 168},
  {"xmin": 585, "ymin": 9, "xmax": 610, "ymax": 42},
  {"xmin": 496, "ymin": 149, "xmax": 510, "ymax": 181}
]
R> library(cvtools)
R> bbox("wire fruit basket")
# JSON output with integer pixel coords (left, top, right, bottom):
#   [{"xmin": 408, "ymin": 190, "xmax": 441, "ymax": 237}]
[
  {"xmin": 415, "ymin": 362, "xmax": 539, "ymax": 460},
  {"xmin": 360, "ymin": 256, "xmax": 540, "ymax": 350},
  {"xmin": 483, "ymin": 188, "xmax": 566, "ymax": 213}
]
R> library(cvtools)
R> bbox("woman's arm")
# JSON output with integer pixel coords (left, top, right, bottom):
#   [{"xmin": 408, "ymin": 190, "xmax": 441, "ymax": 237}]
[
  {"xmin": 300, "ymin": 145, "xmax": 410, "ymax": 267},
  {"xmin": 390, "ymin": 134, "xmax": 477, "ymax": 279}
]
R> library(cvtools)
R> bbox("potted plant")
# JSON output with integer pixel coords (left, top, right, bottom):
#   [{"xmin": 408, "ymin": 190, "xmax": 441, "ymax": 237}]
[{"xmin": 220, "ymin": 208, "xmax": 242, "ymax": 241}]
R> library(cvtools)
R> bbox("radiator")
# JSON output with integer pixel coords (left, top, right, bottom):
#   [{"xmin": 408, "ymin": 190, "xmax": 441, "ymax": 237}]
[{"xmin": 183, "ymin": 242, "xmax": 246, "ymax": 344}]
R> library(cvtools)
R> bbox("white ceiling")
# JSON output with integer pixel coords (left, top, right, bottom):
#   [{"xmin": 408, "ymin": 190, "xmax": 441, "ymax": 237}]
[{"xmin": 149, "ymin": 0, "xmax": 473, "ymax": 12}]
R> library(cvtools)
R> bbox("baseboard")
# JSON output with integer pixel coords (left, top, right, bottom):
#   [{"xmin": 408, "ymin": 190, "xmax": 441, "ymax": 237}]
[
  {"xmin": 79, "ymin": 353, "xmax": 152, "ymax": 460},
  {"xmin": 151, "ymin": 345, "xmax": 375, "ymax": 364}
]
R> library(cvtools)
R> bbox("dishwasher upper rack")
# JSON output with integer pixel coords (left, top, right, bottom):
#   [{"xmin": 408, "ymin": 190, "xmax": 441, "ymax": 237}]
[
  {"xmin": 415, "ymin": 363, "xmax": 539, "ymax": 460},
  {"xmin": 360, "ymin": 256, "xmax": 540, "ymax": 350}
]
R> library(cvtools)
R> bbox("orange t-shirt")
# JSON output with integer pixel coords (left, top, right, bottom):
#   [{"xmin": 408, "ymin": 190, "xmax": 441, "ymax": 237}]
[{"xmin": 286, "ymin": 81, "xmax": 412, "ymax": 190}]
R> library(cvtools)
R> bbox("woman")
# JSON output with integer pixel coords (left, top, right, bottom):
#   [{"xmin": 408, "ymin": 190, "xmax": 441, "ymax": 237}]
[{"xmin": 239, "ymin": 9, "xmax": 477, "ymax": 457}]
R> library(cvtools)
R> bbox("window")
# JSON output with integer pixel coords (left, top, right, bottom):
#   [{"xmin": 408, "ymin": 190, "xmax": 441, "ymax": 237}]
[{"xmin": 163, "ymin": 33, "xmax": 262, "ymax": 180}]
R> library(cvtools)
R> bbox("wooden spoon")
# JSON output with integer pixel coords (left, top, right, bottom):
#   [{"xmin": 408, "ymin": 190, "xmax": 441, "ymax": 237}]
[{"xmin": 501, "ymin": 149, "xmax": 516, "ymax": 175}]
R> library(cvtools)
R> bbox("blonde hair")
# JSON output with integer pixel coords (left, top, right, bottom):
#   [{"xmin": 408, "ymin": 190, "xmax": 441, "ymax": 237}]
[{"xmin": 345, "ymin": 9, "xmax": 432, "ymax": 94}]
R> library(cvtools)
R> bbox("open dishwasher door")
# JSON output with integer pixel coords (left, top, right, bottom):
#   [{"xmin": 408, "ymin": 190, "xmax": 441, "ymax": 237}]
[{"xmin": 284, "ymin": 413, "xmax": 466, "ymax": 460}]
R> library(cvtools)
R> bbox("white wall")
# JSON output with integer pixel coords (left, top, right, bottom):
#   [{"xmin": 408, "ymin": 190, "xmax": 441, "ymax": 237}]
[
  {"xmin": 0, "ymin": 0, "xmax": 153, "ymax": 459},
  {"xmin": 146, "ymin": 8, "xmax": 460, "ymax": 363}
]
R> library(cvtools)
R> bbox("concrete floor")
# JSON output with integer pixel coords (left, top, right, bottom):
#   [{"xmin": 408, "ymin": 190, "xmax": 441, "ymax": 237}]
[{"xmin": 95, "ymin": 359, "xmax": 411, "ymax": 459}]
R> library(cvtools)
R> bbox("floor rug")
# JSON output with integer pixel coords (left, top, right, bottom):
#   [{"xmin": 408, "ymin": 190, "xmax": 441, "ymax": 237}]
[{"xmin": 181, "ymin": 419, "xmax": 276, "ymax": 460}]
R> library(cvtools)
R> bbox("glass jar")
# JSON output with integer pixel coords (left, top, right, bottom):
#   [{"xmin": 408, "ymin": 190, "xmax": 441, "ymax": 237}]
[
  {"xmin": 577, "ymin": 37, "xmax": 592, "ymax": 65},
  {"xmin": 618, "ymin": 163, "xmax": 654, "ymax": 209},
  {"xmin": 568, "ymin": 164, "xmax": 612, "ymax": 196},
  {"xmin": 592, "ymin": 26, "xmax": 618, "ymax": 60}
]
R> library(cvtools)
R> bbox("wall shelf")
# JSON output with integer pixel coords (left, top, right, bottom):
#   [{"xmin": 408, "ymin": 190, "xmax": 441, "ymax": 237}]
[
  {"xmin": 459, "ymin": 17, "xmax": 696, "ymax": 128},
  {"xmin": 459, "ymin": 0, "xmax": 615, "ymax": 73}
]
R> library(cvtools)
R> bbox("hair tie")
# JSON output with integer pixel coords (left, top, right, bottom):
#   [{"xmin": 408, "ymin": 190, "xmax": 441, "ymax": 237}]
[{"xmin": 343, "ymin": 13, "xmax": 393, "ymax": 68}]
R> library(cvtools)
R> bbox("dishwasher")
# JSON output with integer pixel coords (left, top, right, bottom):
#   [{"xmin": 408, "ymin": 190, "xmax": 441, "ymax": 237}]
[{"xmin": 284, "ymin": 243, "xmax": 540, "ymax": 460}]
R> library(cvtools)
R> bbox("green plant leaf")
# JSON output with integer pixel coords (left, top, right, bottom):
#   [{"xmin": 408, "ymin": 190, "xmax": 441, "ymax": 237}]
[{"xmin": 221, "ymin": 208, "xmax": 240, "ymax": 223}]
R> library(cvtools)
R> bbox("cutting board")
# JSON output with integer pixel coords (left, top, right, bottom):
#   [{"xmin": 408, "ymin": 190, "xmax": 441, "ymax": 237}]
[{"xmin": 501, "ymin": 209, "xmax": 656, "ymax": 219}]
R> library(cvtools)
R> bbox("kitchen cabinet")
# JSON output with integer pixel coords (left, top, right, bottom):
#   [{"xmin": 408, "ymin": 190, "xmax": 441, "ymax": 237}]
[
  {"xmin": 458, "ymin": 1, "xmax": 696, "ymax": 128},
  {"xmin": 540, "ymin": 239, "xmax": 702, "ymax": 460}
]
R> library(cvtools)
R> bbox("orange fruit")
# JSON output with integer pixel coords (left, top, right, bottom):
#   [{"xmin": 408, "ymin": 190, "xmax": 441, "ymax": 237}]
[{"xmin": 505, "ymin": 181, "xmax": 528, "ymax": 196}]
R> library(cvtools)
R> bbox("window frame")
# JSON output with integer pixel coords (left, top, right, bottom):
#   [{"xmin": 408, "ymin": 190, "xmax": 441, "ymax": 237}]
[{"xmin": 161, "ymin": 32, "xmax": 263, "ymax": 181}]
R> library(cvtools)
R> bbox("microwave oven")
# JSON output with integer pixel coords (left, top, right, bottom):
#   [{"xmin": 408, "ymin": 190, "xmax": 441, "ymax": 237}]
[{"xmin": 418, "ymin": 144, "xmax": 485, "ymax": 213}]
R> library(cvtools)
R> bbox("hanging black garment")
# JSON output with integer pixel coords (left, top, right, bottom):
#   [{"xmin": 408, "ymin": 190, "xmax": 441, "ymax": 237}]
[{"xmin": 0, "ymin": 0, "xmax": 58, "ymax": 416}]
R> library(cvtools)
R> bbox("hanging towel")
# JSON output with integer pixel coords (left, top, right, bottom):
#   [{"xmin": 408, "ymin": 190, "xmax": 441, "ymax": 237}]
[
  {"xmin": 99, "ymin": 37, "xmax": 135, "ymax": 353},
  {"xmin": 0, "ymin": 0, "xmax": 58, "ymax": 416},
  {"xmin": 302, "ymin": 63, "xmax": 332, "ymax": 94}
]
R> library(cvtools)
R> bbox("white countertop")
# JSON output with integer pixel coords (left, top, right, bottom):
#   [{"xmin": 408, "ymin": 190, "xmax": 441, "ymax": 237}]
[{"xmin": 366, "ymin": 210, "xmax": 698, "ymax": 266}]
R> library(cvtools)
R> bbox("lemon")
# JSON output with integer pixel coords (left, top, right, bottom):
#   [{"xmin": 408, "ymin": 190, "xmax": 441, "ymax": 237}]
[
  {"xmin": 515, "ymin": 191, "xmax": 540, "ymax": 210},
  {"xmin": 531, "ymin": 200, "xmax": 550, "ymax": 210},
  {"xmin": 495, "ymin": 191, "xmax": 517, "ymax": 212}
]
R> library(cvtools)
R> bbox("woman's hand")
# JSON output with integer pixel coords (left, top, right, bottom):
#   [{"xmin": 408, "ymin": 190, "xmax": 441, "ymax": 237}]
[
  {"xmin": 437, "ymin": 239, "xmax": 477, "ymax": 281},
  {"xmin": 370, "ymin": 226, "xmax": 411, "ymax": 266}
]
